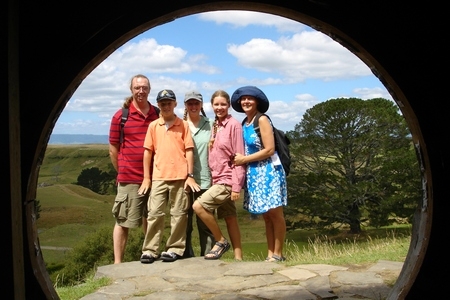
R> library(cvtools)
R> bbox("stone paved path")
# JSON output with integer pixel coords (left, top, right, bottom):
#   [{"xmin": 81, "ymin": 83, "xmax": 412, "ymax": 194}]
[{"xmin": 80, "ymin": 258, "xmax": 403, "ymax": 299}]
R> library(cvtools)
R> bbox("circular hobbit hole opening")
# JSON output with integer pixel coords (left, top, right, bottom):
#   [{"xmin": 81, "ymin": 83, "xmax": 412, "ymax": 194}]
[{"xmin": 30, "ymin": 6, "xmax": 428, "ymax": 299}]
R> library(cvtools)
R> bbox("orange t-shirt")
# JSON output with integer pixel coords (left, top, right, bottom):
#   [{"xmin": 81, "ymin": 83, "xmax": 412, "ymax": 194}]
[{"xmin": 143, "ymin": 116, "xmax": 194, "ymax": 180}]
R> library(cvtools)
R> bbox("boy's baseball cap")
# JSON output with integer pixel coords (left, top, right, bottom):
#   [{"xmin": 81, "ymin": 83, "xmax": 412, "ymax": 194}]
[
  {"xmin": 156, "ymin": 89, "xmax": 176, "ymax": 102},
  {"xmin": 184, "ymin": 90, "xmax": 203, "ymax": 102}
]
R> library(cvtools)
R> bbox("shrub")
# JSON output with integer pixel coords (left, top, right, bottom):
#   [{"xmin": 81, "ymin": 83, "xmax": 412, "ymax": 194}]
[
  {"xmin": 53, "ymin": 225, "xmax": 112, "ymax": 286},
  {"xmin": 51, "ymin": 224, "xmax": 150, "ymax": 287}
]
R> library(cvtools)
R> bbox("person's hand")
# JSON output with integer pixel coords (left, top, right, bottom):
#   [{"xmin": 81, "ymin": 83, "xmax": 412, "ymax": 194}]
[
  {"xmin": 138, "ymin": 178, "xmax": 151, "ymax": 195},
  {"xmin": 233, "ymin": 153, "xmax": 245, "ymax": 166},
  {"xmin": 184, "ymin": 177, "xmax": 200, "ymax": 192},
  {"xmin": 231, "ymin": 191, "xmax": 240, "ymax": 201}
]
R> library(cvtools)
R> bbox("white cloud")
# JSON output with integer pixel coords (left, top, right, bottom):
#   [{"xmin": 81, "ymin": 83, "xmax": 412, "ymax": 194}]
[
  {"xmin": 353, "ymin": 87, "xmax": 392, "ymax": 100},
  {"xmin": 262, "ymin": 94, "xmax": 321, "ymax": 131},
  {"xmin": 65, "ymin": 38, "xmax": 219, "ymax": 116},
  {"xmin": 53, "ymin": 11, "xmax": 392, "ymax": 135},
  {"xmin": 227, "ymin": 31, "xmax": 370, "ymax": 82}
]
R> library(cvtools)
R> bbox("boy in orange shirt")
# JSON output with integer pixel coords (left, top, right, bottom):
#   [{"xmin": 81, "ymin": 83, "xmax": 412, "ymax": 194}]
[{"xmin": 139, "ymin": 89, "xmax": 200, "ymax": 263}]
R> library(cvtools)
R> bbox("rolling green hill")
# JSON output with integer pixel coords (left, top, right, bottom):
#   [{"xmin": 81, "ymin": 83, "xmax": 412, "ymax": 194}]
[
  {"xmin": 36, "ymin": 145, "xmax": 268, "ymax": 265},
  {"xmin": 38, "ymin": 144, "xmax": 111, "ymax": 186},
  {"xmin": 37, "ymin": 145, "xmax": 116, "ymax": 252},
  {"xmin": 37, "ymin": 184, "xmax": 115, "ymax": 247},
  {"xmin": 37, "ymin": 145, "xmax": 411, "ymax": 272}
]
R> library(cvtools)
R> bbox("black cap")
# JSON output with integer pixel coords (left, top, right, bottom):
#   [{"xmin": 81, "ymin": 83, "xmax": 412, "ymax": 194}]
[{"xmin": 156, "ymin": 89, "xmax": 176, "ymax": 102}]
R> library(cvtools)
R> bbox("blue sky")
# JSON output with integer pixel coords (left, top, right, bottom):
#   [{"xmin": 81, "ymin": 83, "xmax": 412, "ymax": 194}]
[{"xmin": 53, "ymin": 11, "xmax": 392, "ymax": 135}]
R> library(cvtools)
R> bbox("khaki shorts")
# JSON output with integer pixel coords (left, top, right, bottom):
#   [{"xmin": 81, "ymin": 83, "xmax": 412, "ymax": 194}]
[
  {"xmin": 196, "ymin": 184, "xmax": 236, "ymax": 219},
  {"xmin": 112, "ymin": 183, "xmax": 149, "ymax": 228}
]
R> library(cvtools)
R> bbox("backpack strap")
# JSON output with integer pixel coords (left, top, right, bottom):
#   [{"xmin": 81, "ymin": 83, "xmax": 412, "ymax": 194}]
[
  {"xmin": 153, "ymin": 104, "xmax": 160, "ymax": 116},
  {"xmin": 119, "ymin": 104, "xmax": 160, "ymax": 144},
  {"xmin": 119, "ymin": 107, "xmax": 128, "ymax": 144},
  {"xmin": 252, "ymin": 112, "xmax": 263, "ymax": 137},
  {"xmin": 253, "ymin": 112, "xmax": 268, "ymax": 148}
]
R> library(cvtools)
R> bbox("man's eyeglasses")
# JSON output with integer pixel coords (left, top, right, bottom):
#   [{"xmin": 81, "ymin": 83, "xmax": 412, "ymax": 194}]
[{"xmin": 133, "ymin": 86, "xmax": 150, "ymax": 92}]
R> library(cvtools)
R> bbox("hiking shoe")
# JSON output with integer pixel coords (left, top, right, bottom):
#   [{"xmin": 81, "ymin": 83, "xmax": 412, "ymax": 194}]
[
  {"xmin": 161, "ymin": 251, "xmax": 180, "ymax": 262},
  {"xmin": 140, "ymin": 254, "xmax": 155, "ymax": 264},
  {"xmin": 266, "ymin": 254, "xmax": 286, "ymax": 262}
]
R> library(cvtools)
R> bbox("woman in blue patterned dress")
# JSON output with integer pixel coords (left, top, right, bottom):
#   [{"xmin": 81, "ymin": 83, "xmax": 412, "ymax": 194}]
[{"xmin": 231, "ymin": 86, "xmax": 288, "ymax": 262}]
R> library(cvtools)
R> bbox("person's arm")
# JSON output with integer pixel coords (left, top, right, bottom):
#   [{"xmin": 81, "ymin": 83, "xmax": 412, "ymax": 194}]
[
  {"xmin": 230, "ymin": 123, "xmax": 246, "ymax": 200},
  {"xmin": 109, "ymin": 111, "xmax": 121, "ymax": 172},
  {"xmin": 109, "ymin": 143, "xmax": 120, "ymax": 171},
  {"xmin": 234, "ymin": 115, "xmax": 275, "ymax": 165},
  {"xmin": 138, "ymin": 148, "xmax": 153, "ymax": 195},
  {"xmin": 184, "ymin": 148, "xmax": 200, "ymax": 192}
]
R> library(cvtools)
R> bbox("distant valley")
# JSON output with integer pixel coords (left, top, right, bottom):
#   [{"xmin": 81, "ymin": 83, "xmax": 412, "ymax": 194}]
[{"xmin": 49, "ymin": 134, "xmax": 109, "ymax": 145}]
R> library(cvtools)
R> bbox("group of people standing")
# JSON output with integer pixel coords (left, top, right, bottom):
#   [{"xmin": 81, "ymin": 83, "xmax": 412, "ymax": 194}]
[{"xmin": 108, "ymin": 74, "xmax": 287, "ymax": 265}]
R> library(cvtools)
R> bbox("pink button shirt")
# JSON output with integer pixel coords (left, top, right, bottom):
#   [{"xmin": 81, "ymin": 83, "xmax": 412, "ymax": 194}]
[{"xmin": 208, "ymin": 115, "xmax": 246, "ymax": 193}]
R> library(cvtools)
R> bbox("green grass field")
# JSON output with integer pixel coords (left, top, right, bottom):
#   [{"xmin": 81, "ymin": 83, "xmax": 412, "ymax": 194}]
[
  {"xmin": 37, "ymin": 182, "xmax": 294, "ymax": 264},
  {"xmin": 37, "ymin": 144, "xmax": 411, "ymax": 270},
  {"xmin": 38, "ymin": 145, "xmax": 412, "ymax": 299},
  {"xmin": 38, "ymin": 183, "xmax": 411, "ymax": 267}
]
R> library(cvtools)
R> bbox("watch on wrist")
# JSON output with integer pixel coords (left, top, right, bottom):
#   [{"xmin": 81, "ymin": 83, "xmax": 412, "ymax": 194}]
[{"xmin": 187, "ymin": 173, "xmax": 194, "ymax": 178}]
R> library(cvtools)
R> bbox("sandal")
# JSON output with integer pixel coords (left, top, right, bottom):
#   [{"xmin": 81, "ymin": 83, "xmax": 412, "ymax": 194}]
[
  {"xmin": 204, "ymin": 240, "xmax": 230, "ymax": 260},
  {"xmin": 266, "ymin": 254, "xmax": 286, "ymax": 262}
]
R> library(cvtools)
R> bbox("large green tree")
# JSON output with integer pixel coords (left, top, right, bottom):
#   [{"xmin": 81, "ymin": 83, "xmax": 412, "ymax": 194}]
[
  {"xmin": 286, "ymin": 98, "xmax": 422, "ymax": 233},
  {"xmin": 76, "ymin": 167, "xmax": 115, "ymax": 194}
]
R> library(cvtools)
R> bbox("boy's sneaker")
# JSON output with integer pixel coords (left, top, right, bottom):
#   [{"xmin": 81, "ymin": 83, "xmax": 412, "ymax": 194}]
[
  {"xmin": 140, "ymin": 254, "xmax": 155, "ymax": 264},
  {"xmin": 161, "ymin": 251, "xmax": 180, "ymax": 262}
]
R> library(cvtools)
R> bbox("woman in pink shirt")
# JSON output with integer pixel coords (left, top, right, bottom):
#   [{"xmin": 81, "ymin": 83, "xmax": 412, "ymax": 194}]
[{"xmin": 192, "ymin": 90, "xmax": 246, "ymax": 260}]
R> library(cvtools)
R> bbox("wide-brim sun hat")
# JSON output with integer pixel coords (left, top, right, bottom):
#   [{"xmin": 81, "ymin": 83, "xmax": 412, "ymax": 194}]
[{"xmin": 231, "ymin": 86, "xmax": 269, "ymax": 113}]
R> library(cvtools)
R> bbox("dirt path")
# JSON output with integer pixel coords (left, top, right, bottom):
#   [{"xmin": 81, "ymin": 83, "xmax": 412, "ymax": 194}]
[{"xmin": 40, "ymin": 246, "xmax": 72, "ymax": 251}]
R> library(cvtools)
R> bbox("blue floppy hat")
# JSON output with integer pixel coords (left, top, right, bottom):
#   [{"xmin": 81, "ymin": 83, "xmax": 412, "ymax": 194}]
[{"xmin": 231, "ymin": 86, "xmax": 269, "ymax": 113}]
